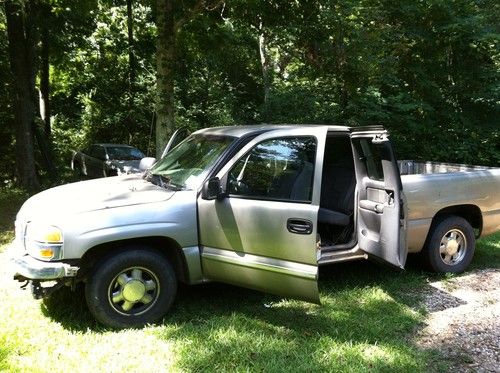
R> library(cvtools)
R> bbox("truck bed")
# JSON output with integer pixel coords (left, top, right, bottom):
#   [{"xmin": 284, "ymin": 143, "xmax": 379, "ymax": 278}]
[
  {"xmin": 398, "ymin": 160, "xmax": 495, "ymax": 175},
  {"xmin": 399, "ymin": 161, "xmax": 500, "ymax": 253}
]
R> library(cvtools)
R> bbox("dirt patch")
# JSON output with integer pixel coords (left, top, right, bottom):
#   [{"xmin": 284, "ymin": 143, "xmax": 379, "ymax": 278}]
[{"xmin": 417, "ymin": 269, "xmax": 500, "ymax": 372}]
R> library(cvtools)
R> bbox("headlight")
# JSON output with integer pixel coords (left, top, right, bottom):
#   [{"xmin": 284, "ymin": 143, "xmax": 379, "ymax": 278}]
[{"xmin": 25, "ymin": 223, "xmax": 64, "ymax": 261}]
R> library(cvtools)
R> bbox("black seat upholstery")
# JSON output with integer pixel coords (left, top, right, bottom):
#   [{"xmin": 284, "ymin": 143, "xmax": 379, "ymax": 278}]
[
  {"xmin": 319, "ymin": 156, "xmax": 356, "ymax": 226},
  {"xmin": 270, "ymin": 161, "xmax": 314, "ymax": 201},
  {"xmin": 318, "ymin": 207, "xmax": 350, "ymax": 226}
]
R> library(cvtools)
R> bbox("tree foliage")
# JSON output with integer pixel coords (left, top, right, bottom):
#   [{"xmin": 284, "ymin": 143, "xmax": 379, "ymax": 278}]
[{"xmin": 0, "ymin": 0, "xmax": 498, "ymax": 187}]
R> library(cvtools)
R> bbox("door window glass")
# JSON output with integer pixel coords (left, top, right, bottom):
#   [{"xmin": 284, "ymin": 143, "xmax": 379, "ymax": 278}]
[
  {"xmin": 356, "ymin": 139, "xmax": 384, "ymax": 181},
  {"xmin": 227, "ymin": 137, "xmax": 316, "ymax": 202}
]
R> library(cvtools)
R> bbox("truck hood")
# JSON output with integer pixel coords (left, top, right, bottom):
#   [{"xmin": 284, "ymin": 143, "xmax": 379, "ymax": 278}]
[{"xmin": 18, "ymin": 175, "xmax": 175, "ymax": 220}]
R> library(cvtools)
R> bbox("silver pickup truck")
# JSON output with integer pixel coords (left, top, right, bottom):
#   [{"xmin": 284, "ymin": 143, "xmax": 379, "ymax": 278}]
[{"xmin": 11, "ymin": 125, "xmax": 500, "ymax": 328}]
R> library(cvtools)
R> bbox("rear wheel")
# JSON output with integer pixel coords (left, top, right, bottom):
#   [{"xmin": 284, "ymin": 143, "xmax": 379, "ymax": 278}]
[
  {"xmin": 85, "ymin": 247, "xmax": 177, "ymax": 328},
  {"xmin": 421, "ymin": 216, "xmax": 475, "ymax": 273}
]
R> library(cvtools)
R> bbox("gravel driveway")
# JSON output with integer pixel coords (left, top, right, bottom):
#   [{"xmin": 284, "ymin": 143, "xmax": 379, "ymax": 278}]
[{"xmin": 416, "ymin": 269, "xmax": 500, "ymax": 372}]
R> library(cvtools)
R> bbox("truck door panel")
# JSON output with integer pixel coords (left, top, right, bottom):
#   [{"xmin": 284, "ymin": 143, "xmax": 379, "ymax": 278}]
[
  {"xmin": 351, "ymin": 131, "xmax": 407, "ymax": 268},
  {"xmin": 198, "ymin": 128, "xmax": 328, "ymax": 303},
  {"xmin": 199, "ymin": 200, "xmax": 320, "ymax": 303}
]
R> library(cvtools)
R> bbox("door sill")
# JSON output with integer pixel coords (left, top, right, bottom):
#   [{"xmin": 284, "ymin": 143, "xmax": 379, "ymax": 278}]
[
  {"xmin": 318, "ymin": 246, "xmax": 367, "ymax": 265},
  {"xmin": 319, "ymin": 239, "xmax": 356, "ymax": 252}
]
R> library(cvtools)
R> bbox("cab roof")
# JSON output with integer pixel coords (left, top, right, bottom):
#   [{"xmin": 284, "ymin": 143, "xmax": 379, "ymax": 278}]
[{"xmin": 193, "ymin": 124, "xmax": 354, "ymax": 138}]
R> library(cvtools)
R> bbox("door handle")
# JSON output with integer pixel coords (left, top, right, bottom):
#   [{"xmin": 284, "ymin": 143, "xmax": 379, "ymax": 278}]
[
  {"xmin": 287, "ymin": 218, "xmax": 313, "ymax": 235},
  {"xmin": 359, "ymin": 199, "xmax": 384, "ymax": 213}
]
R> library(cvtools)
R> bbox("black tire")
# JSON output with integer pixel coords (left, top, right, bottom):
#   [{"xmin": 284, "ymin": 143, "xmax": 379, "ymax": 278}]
[
  {"xmin": 85, "ymin": 247, "xmax": 177, "ymax": 328},
  {"xmin": 421, "ymin": 215, "xmax": 475, "ymax": 273}
]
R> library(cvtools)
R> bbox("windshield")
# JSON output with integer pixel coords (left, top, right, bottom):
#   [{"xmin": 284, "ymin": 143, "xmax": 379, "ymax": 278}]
[
  {"xmin": 106, "ymin": 146, "xmax": 145, "ymax": 160},
  {"xmin": 148, "ymin": 134, "xmax": 234, "ymax": 190}
]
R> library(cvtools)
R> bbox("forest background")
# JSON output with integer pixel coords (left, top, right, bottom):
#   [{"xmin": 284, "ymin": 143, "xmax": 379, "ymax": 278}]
[{"xmin": 1, "ymin": 0, "xmax": 498, "ymax": 191}]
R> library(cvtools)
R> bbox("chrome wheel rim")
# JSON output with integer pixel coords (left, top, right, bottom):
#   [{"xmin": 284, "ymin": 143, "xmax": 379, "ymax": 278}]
[
  {"xmin": 439, "ymin": 229, "xmax": 467, "ymax": 266},
  {"xmin": 108, "ymin": 267, "xmax": 160, "ymax": 316}
]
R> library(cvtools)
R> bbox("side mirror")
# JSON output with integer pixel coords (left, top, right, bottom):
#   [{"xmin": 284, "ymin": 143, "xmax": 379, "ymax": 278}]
[
  {"xmin": 139, "ymin": 157, "xmax": 156, "ymax": 172},
  {"xmin": 201, "ymin": 177, "xmax": 224, "ymax": 200}
]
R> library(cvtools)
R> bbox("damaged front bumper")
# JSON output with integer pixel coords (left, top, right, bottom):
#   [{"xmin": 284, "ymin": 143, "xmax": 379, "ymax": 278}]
[
  {"xmin": 12, "ymin": 254, "xmax": 80, "ymax": 299},
  {"xmin": 12, "ymin": 255, "xmax": 79, "ymax": 281}
]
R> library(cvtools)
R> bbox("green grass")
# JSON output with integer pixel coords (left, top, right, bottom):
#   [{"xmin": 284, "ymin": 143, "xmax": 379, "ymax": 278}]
[{"xmin": 0, "ymin": 188, "xmax": 498, "ymax": 372}]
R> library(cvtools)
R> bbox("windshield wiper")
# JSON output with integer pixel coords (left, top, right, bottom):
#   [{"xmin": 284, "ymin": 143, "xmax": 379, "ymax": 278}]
[
  {"xmin": 143, "ymin": 171, "xmax": 181, "ymax": 191},
  {"xmin": 143, "ymin": 169, "xmax": 153, "ymax": 182}
]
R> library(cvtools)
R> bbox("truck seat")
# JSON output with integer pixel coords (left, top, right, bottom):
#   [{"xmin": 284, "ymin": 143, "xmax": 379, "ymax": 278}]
[
  {"xmin": 319, "ymin": 157, "xmax": 356, "ymax": 227},
  {"xmin": 318, "ymin": 207, "xmax": 350, "ymax": 226},
  {"xmin": 270, "ymin": 161, "xmax": 314, "ymax": 201}
]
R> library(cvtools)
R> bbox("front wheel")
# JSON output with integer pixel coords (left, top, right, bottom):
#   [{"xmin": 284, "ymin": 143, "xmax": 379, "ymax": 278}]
[
  {"xmin": 85, "ymin": 247, "xmax": 177, "ymax": 328},
  {"xmin": 421, "ymin": 215, "xmax": 475, "ymax": 273}
]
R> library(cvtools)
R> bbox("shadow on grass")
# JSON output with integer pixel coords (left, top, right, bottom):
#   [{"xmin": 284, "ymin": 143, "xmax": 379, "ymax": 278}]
[
  {"xmin": 154, "ymin": 249, "xmax": 496, "ymax": 371},
  {"xmin": 154, "ymin": 260, "xmax": 433, "ymax": 371},
  {"xmin": 39, "ymin": 235, "xmax": 498, "ymax": 371},
  {"xmin": 40, "ymin": 285, "xmax": 106, "ymax": 333}
]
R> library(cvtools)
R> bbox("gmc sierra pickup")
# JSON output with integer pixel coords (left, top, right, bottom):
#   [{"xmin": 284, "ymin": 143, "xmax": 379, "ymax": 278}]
[{"xmin": 10, "ymin": 125, "xmax": 500, "ymax": 328}]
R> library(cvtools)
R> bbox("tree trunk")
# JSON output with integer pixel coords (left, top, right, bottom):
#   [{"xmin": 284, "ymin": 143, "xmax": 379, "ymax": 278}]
[
  {"xmin": 40, "ymin": 5, "xmax": 50, "ymax": 137},
  {"xmin": 5, "ymin": 0, "xmax": 39, "ymax": 191},
  {"xmin": 126, "ymin": 0, "xmax": 136, "ymax": 144},
  {"xmin": 35, "ymin": 3, "xmax": 58, "ymax": 182},
  {"xmin": 258, "ymin": 22, "xmax": 272, "ymax": 104},
  {"xmin": 155, "ymin": 0, "xmax": 176, "ymax": 158},
  {"xmin": 39, "ymin": 32, "xmax": 59, "ymax": 182},
  {"xmin": 336, "ymin": 25, "xmax": 348, "ymax": 115},
  {"xmin": 154, "ymin": 0, "xmax": 220, "ymax": 157},
  {"xmin": 127, "ymin": 0, "xmax": 136, "ymax": 100}
]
